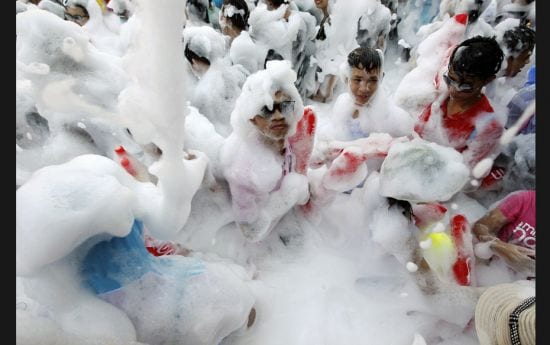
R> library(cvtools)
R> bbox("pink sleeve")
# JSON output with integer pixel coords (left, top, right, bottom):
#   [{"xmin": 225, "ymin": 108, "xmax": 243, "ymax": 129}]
[{"xmin": 498, "ymin": 191, "xmax": 528, "ymax": 222}]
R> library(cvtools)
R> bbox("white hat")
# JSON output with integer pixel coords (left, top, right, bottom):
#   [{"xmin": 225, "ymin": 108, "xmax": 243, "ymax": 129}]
[{"xmin": 475, "ymin": 281, "xmax": 535, "ymax": 345}]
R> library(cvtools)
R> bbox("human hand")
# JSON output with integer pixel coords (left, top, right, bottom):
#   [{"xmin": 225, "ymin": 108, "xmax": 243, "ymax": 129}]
[{"xmin": 491, "ymin": 240, "xmax": 536, "ymax": 275}]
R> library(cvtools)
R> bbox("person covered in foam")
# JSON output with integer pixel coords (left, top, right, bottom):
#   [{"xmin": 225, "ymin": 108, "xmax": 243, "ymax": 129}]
[
  {"xmin": 183, "ymin": 25, "xmax": 249, "ymax": 137},
  {"xmin": 220, "ymin": 60, "xmax": 312, "ymax": 243},
  {"xmin": 16, "ymin": 154, "xmax": 256, "ymax": 345}
]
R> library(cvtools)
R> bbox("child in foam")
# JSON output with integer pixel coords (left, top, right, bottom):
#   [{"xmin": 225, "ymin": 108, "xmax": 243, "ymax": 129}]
[
  {"xmin": 307, "ymin": 46, "xmax": 414, "ymax": 205},
  {"xmin": 220, "ymin": 60, "xmax": 316, "ymax": 243},
  {"xmin": 16, "ymin": 153, "xmax": 256, "ymax": 345},
  {"xmin": 324, "ymin": 46, "xmax": 414, "ymax": 143},
  {"xmin": 414, "ymin": 36, "xmax": 507, "ymax": 190},
  {"xmin": 81, "ymin": 219, "xmax": 256, "ymax": 345}
]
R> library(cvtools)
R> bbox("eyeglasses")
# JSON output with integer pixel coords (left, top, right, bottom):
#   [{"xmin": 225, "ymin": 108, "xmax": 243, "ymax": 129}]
[
  {"xmin": 442, "ymin": 73, "xmax": 475, "ymax": 93},
  {"xmin": 64, "ymin": 12, "xmax": 89, "ymax": 22},
  {"xmin": 259, "ymin": 100, "xmax": 295, "ymax": 118}
]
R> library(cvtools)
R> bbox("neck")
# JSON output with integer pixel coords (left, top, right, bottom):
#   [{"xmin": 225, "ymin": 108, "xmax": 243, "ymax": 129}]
[
  {"xmin": 448, "ymin": 93, "xmax": 483, "ymax": 113},
  {"xmin": 322, "ymin": 8, "xmax": 329, "ymax": 17},
  {"xmin": 262, "ymin": 136, "xmax": 286, "ymax": 155}
]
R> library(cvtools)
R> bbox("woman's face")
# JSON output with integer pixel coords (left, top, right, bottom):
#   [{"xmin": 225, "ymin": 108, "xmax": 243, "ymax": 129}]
[
  {"xmin": 250, "ymin": 91, "xmax": 294, "ymax": 140},
  {"xmin": 349, "ymin": 67, "xmax": 380, "ymax": 106}
]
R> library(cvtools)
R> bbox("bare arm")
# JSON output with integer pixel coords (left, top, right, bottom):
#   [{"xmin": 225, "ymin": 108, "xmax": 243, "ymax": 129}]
[
  {"xmin": 472, "ymin": 207, "xmax": 509, "ymax": 241},
  {"xmin": 473, "ymin": 207, "xmax": 536, "ymax": 275}
]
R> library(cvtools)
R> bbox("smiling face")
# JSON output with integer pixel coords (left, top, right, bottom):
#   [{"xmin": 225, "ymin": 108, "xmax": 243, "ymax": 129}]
[
  {"xmin": 250, "ymin": 91, "xmax": 293, "ymax": 140},
  {"xmin": 445, "ymin": 65, "xmax": 486, "ymax": 102},
  {"xmin": 349, "ymin": 67, "xmax": 380, "ymax": 106}
]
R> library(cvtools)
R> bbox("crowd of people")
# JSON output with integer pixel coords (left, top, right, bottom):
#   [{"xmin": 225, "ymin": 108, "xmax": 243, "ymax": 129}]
[{"xmin": 16, "ymin": 0, "xmax": 536, "ymax": 344}]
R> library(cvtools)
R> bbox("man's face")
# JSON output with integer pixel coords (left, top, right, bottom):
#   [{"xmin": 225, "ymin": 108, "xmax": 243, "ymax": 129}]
[
  {"xmin": 349, "ymin": 67, "xmax": 380, "ymax": 106},
  {"xmin": 250, "ymin": 91, "xmax": 294, "ymax": 140},
  {"xmin": 445, "ymin": 65, "xmax": 485, "ymax": 101}
]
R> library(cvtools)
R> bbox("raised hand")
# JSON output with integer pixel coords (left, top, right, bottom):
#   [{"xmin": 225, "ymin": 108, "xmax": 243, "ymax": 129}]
[{"xmin": 288, "ymin": 106, "xmax": 317, "ymax": 175}]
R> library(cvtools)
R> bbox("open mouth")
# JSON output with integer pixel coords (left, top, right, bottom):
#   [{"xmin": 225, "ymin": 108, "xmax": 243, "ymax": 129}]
[{"xmin": 355, "ymin": 95, "xmax": 371, "ymax": 104}]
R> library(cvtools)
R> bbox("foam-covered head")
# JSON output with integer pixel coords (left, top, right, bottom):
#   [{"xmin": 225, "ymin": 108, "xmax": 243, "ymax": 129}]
[
  {"xmin": 220, "ymin": 0, "xmax": 250, "ymax": 34},
  {"xmin": 379, "ymin": 138, "xmax": 470, "ymax": 202},
  {"xmin": 495, "ymin": 19, "xmax": 535, "ymax": 77},
  {"xmin": 230, "ymin": 60, "xmax": 303, "ymax": 138},
  {"xmin": 182, "ymin": 25, "xmax": 227, "ymax": 65}
]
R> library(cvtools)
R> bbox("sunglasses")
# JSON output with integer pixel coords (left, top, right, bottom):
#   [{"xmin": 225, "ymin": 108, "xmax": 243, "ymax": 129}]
[
  {"xmin": 259, "ymin": 100, "xmax": 295, "ymax": 118},
  {"xmin": 442, "ymin": 73, "xmax": 475, "ymax": 93}
]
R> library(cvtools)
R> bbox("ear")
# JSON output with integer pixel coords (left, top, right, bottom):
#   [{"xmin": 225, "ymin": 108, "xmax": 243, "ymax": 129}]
[{"xmin": 249, "ymin": 117, "xmax": 257, "ymax": 125}]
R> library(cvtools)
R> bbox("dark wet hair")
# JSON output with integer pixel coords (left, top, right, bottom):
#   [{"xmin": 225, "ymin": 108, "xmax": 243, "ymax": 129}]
[
  {"xmin": 184, "ymin": 44, "xmax": 211, "ymax": 66},
  {"xmin": 466, "ymin": 0, "xmax": 485, "ymax": 23},
  {"xmin": 187, "ymin": 0, "xmax": 210, "ymax": 23},
  {"xmin": 347, "ymin": 47, "xmax": 382, "ymax": 72},
  {"xmin": 387, "ymin": 197, "xmax": 414, "ymax": 221},
  {"xmin": 502, "ymin": 24, "xmax": 535, "ymax": 56},
  {"xmin": 449, "ymin": 36, "xmax": 504, "ymax": 81},
  {"xmin": 268, "ymin": 0, "xmax": 288, "ymax": 8},
  {"xmin": 222, "ymin": 0, "xmax": 250, "ymax": 31},
  {"xmin": 264, "ymin": 49, "xmax": 284, "ymax": 69}
]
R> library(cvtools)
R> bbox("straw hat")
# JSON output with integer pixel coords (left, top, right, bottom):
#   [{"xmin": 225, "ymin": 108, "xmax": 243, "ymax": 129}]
[{"xmin": 475, "ymin": 281, "xmax": 535, "ymax": 345}]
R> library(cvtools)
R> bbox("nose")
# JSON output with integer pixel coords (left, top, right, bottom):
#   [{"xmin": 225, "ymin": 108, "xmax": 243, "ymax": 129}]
[
  {"xmin": 359, "ymin": 80, "xmax": 372, "ymax": 94},
  {"xmin": 271, "ymin": 109, "xmax": 284, "ymax": 120}
]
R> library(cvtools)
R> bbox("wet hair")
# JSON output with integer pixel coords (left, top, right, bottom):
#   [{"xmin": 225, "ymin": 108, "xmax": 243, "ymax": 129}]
[
  {"xmin": 222, "ymin": 0, "xmax": 250, "ymax": 31},
  {"xmin": 347, "ymin": 47, "xmax": 382, "ymax": 72},
  {"xmin": 502, "ymin": 24, "xmax": 535, "ymax": 57},
  {"xmin": 184, "ymin": 44, "xmax": 211, "ymax": 66},
  {"xmin": 449, "ymin": 36, "xmax": 504, "ymax": 81},
  {"xmin": 264, "ymin": 49, "xmax": 284, "ymax": 69},
  {"xmin": 467, "ymin": 0, "xmax": 485, "ymax": 23},
  {"xmin": 268, "ymin": 0, "xmax": 288, "ymax": 8},
  {"xmin": 387, "ymin": 197, "xmax": 414, "ymax": 221},
  {"xmin": 187, "ymin": 0, "xmax": 210, "ymax": 23}
]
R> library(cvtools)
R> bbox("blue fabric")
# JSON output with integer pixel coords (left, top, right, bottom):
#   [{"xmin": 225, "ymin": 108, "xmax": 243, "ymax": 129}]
[
  {"xmin": 213, "ymin": 0, "xmax": 223, "ymax": 8},
  {"xmin": 506, "ymin": 84, "xmax": 536, "ymax": 135},
  {"xmin": 346, "ymin": 118, "xmax": 369, "ymax": 140},
  {"xmin": 81, "ymin": 220, "xmax": 204, "ymax": 295},
  {"xmin": 525, "ymin": 65, "xmax": 535, "ymax": 87}
]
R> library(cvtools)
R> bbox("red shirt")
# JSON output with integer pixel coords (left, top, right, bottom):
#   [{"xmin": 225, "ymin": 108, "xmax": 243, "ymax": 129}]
[
  {"xmin": 415, "ymin": 95, "xmax": 494, "ymax": 150},
  {"xmin": 414, "ymin": 95, "xmax": 502, "ymax": 167}
]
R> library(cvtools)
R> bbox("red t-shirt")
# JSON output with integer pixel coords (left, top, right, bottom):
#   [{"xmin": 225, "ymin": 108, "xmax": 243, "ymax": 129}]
[
  {"xmin": 497, "ymin": 190, "xmax": 536, "ymax": 249},
  {"xmin": 415, "ymin": 95, "xmax": 494, "ymax": 151},
  {"xmin": 414, "ymin": 95, "xmax": 503, "ymax": 168}
]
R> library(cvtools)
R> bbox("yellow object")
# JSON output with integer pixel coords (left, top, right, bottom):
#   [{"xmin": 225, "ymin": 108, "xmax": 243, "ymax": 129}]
[
  {"xmin": 96, "ymin": 0, "xmax": 107, "ymax": 13},
  {"xmin": 421, "ymin": 232, "xmax": 457, "ymax": 281}
]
